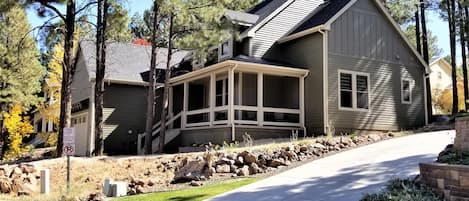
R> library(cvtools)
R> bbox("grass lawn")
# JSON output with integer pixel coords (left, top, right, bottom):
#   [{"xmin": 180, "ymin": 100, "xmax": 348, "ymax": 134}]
[{"xmin": 114, "ymin": 178, "xmax": 259, "ymax": 201}]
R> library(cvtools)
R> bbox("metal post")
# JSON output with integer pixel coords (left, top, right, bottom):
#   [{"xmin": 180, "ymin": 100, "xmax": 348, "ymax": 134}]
[{"xmin": 67, "ymin": 155, "xmax": 70, "ymax": 193}]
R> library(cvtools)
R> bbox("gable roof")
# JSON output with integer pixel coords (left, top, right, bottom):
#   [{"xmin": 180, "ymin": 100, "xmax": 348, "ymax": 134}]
[
  {"xmin": 277, "ymin": 0, "xmax": 430, "ymax": 73},
  {"xmin": 240, "ymin": 0, "xmax": 291, "ymax": 37},
  {"xmin": 225, "ymin": 10, "xmax": 259, "ymax": 26},
  {"xmin": 78, "ymin": 40, "xmax": 191, "ymax": 84}
]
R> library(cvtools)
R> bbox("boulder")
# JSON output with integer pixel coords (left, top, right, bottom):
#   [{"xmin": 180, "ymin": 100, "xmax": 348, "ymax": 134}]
[
  {"xmin": 87, "ymin": 192, "xmax": 105, "ymax": 201},
  {"xmin": 0, "ymin": 165, "xmax": 9, "ymax": 177},
  {"xmin": 312, "ymin": 143, "xmax": 326, "ymax": 149},
  {"xmin": 18, "ymin": 182, "xmax": 36, "ymax": 196},
  {"xmin": 135, "ymin": 185, "xmax": 145, "ymax": 194},
  {"xmin": 10, "ymin": 167, "xmax": 22, "ymax": 178},
  {"xmin": 216, "ymin": 158, "xmax": 235, "ymax": 166},
  {"xmin": 281, "ymin": 150, "xmax": 297, "ymax": 161},
  {"xmin": 237, "ymin": 165, "xmax": 250, "ymax": 176},
  {"xmin": 127, "ymin": 188, "xmax": 136, "ymax": 195},
  {"xmin": 249, "ymin": 163, "xmax": 261, "ymax": 175},
  {"xmin": 235, "ymin": 156, "xmax": 244, "ymax": 166},
  {"xmin": 147, "ymin": 179, "xmax": 157, "ymax": 187},
  {"xmin": 19, "ymin": 164, "xmax": 35, "ymax": 174},
  {"xmin": 230, "ymin": 165, "xmax": 238, "ymax": 173},
  {"xmin": 368, "ymin": 134, "xmax": 381, "ymax": 142},
  {"xmin": 190, "ymin": 181, "xmax": 203, "ymax": 187},
  {"xmin": 132, "ymin": 178, "xmax": 145, "ymax": 186},
  {"xmin": 299, "ymin": 145, "xmax": 309, "ymax": 153},
  {"xmin": 215, "ymin": 164, "xmax": 231, "ymax": 173},
  {"xmin": 267, "ymin": 159, "xmax": 287, "ymax": 168},
  {"xmin": 173, "ymin": 157, "xmax": 209, "ymax": 182},
  {"xmin": 0, "ymin": 177, "xmax": 11, "ymax": 193},
  {"xmin": 240, "ymin": 151, "xmax": 257, "ymax": 164}
]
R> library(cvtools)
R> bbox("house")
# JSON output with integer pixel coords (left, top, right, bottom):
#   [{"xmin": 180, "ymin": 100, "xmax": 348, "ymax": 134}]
[
  {"xmin": 73, "ymin": 0, "xmax": 429, "ymax": 156},
  {"xmin": 429, "ymin": 57, "xmax": 455, "ymax": 114},
  {"xmin": 33, "ymin": 80, "xmax": 59, "ymax": 134},
  {"xmin": 71, "ymin": 40, "xmax": 190, "ymax": 155}
]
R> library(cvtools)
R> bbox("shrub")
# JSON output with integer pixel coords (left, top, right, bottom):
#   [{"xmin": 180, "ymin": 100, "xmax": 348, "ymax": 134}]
[
  {"xmin": 360, "ymin": 178, "xmax": 441, "ymax": 201},
  {"xmin": 437, "ymin": 145, "xmax": 469, "ymax": 165},
  {"xmin": 2, "ymin": 104, "xmax": 34, "ymax": 161},
  {"xmin": 37, "ymin": 132, "xmax": 58, "ymax": 147}
]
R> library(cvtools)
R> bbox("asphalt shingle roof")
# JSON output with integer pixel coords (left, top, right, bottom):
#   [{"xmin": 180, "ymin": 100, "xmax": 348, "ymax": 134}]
[
  {"xmin": 79, "ymin": 40, "xmax": 190, "ymax": 83},
  {"xmin": 225, "ymin": 10, "xmax": 259, "ymax": 25}
]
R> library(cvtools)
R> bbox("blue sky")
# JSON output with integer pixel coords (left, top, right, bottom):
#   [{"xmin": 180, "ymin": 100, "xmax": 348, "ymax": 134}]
[{"xmin": 26, "ymin": 0, "xmax": 454, "ymax": 61}]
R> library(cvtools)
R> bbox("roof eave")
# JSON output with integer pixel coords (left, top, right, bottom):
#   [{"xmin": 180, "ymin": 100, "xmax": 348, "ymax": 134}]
[{"xmin": 277, "ymin": 25, "xmax": 329, "ymax": 44}]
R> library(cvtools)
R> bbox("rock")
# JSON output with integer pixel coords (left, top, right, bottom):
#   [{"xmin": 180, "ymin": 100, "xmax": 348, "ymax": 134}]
[
  {"xmin": 216, "ymin": 158, "xmax": 235, "ymax": 166},
  {"xmin": 173, "ymin": 157, "xmax": 210, "ymax": 182},
  {"xmin": 88, "ymin": 192, "xmax": 105, "ymax": 201},
  {"xmin": 267, "ymin": 159, "xmax": 287, "ymax": 168},
  {"xmin": 215, "ymin": 164, "xmax": 231, "ymax": 173},
  {"xmin": 235, "ymin": 156, "xmax": 244, "ymax": 166},
  {"xmin": 325, "ymin": 138, "xmax": 340, "ymax": 146},
  {"xmin": 20, "ymin": 164, "xmax": 35, "ymax": 174},
  {"xmin": 205, "ymin": 167, "xmax": 216, "ymax": 178},
  {"xmin": 10, "ymin": 178, "xmax": 22, "ymax": 195},
  {"xmin": 237, "ymin": 165, "xmax": 250, "ymax": 176},
  {"xmin": 230, "ymin": 165, "xmax": 237, "ymax": 173},
  {"xmin": 128, "ymin": 188, "xmax": 136, "ymax": 195},
  {"xmin": 312, "ymin": 143, "xmax": 326, "ymax": 149},
  {"xmin": 368, "ymin": 134, "xmax": 381, "ymax": 142},
  {"xmin": 10, "ymin": 167, "xmax": 22, "ymax": 178},
  {"xmin": 18, "ymin": 182, "xmax": 36, "ymax": 196},
  {"xmin": 299, "ymin": 145, "xmax": 308, "ymax": 153},
  {"xmin": 135, "ymin": 185, "xmax": 145, "ymax": 194},
  {"xmin": 240, "ymin": 151, "xmax": 257, "ymax": 164},
  {"xmin": 132, "ymin": 178, "xmax": 145, "ymax": 186},
  {"xmin": 281, "ymin": 150, "xmax": 297, "ymax": 161},
  {"xmin": 249, "ymin": 163, "xmax": 261, "ymax": 175},
  {"xmin": 147, "ymin": 179, "xmax": 157, "ymax": 187},
  {"xmin": 0, "ymin": 165, "xmax": 9, "ymax": 177},
  {"xmin": 0, "ymin": 177, "xmax": 11, "ymax": 193},
  {"xmin": 190, "ymin": 181, "xmax": 203, "ymax": 187}
]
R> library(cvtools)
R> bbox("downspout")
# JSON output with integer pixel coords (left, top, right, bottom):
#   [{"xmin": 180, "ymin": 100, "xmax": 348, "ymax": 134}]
[
  {"xmin": 231, "ymin": 64, "xmax": 239, "ymax": 141},
  {"xmin": 423, "ymin": 73, "xmax": 429, "ymax": 125},
  {"xmin": 301, "ymin": 72, "xmax": 309, "ymax": 136},
  {"xmin": 318, "ymin": 29, "xmax": 329, "ymax": 135}
]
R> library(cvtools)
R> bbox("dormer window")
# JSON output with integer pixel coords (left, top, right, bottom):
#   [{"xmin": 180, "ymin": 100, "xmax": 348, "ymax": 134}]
[{"xmin": 218, "ymin": 39, "xmax": 233, "ymax": 62}]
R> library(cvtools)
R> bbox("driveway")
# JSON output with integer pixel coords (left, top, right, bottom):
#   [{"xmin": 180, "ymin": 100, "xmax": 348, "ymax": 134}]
[{"xmin": 208, "ymin": 130, "xmax": 455, "ymax": 201}]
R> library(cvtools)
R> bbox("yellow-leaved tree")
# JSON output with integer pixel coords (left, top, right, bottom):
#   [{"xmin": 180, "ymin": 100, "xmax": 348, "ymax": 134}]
[
  {"xmin": 433, "ymin": 78, "xmax": 466, "ymax": 114},
  {"xmin": 3, "ymin": 104, "xmax": 33, "ymax": 161}
]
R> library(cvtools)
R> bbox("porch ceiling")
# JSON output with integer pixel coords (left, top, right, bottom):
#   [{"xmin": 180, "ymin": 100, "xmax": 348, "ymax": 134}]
[{"xmin": 169, "ymin": 59, "xmax": 309, "ymax": 85}]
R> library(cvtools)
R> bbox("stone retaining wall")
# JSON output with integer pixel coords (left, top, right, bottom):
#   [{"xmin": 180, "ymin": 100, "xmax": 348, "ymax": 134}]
[
  {"xmin": 455, "ymin": 117, "xmax": 469, "ymax": 152},
  {"xmin": 419, "ymin": 163, "xmax": 469, "ymax": 201}
]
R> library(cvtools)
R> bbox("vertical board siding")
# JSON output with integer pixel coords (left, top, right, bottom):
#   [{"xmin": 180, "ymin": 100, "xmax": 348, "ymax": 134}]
[
  {"xmin": 327, "ymin": 0, "xmax": 426, "ymax": 131},
  {"xmin": 251, "ymin": 0, "xmax": 324, "ymax": 58}
]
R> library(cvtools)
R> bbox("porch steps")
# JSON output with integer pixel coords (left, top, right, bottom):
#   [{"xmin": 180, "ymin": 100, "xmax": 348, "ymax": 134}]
[
  {"xmin": 151, "ymin": 128, "xmax": 181, "ymax": 153},
  {"xmin": 137, "ymin": 112, "xmax": 183, "ymax": 155}
]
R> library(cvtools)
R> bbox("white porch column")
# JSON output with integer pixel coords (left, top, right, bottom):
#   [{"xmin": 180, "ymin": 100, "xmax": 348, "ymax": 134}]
[
  {"xmin": 299, "ymin": 76, "xmax": 305, "ymax": 128},
  {"xmin": 168, "ymin": 86, "xmax": 174, "ymax": 129},
  {"xmin": 209, "ymin": 73, "xmax": 216, "ymax": 126},
  {"xmin": 257, "ymin": 72, "xmax": 263, "ymax": 126},
  {"xmin": 228, "ymin": 68, "xmax": 235, "ymax": 125},
  {"xmin": 182, "ymin": 82, "xmax": 188, "ymax": 128}
]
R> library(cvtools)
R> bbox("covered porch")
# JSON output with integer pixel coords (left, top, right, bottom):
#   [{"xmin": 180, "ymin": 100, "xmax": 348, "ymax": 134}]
[{"xmin": 168, "ymin": 60, "xmax": 309, "ymax": 141}]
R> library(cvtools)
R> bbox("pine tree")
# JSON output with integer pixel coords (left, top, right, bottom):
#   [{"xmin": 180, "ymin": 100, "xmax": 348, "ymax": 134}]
[
  {"xmin": 106, "ymin": 0, "xmax": 132, "ymax": 43},
  {"xmin": 0, "ymin": 5, "xmax": 45, "ymax": 159}
]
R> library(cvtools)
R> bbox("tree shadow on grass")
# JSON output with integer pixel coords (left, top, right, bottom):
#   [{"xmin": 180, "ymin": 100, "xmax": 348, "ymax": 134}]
[
  {"xmin": 169, "ymin": 194, "xmax": 206, "ymax": 201},
  {"xmin": 209, "ymin": 154, "xmax": 436, "ymax": 201}
]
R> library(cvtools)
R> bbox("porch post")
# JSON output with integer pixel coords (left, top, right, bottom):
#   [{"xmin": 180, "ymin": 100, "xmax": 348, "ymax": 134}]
[
  {"xmin": 228, "ymin": 68, "xmax": 235, "ymax": 125},
  {"xmin": 182, "ymin": 82, "xmax": 188, "ymax": 128},
  {"xmin": 209, "ymin": 73, "xmax": 216, "ymax": 126},
  {"xmin": 168, "ymin": 86, "xmax": 173, "ymax": 128},
  {"xmin": 257, "ymin": 72, "xmax": 263, "ymax": 126},
  {"xmin": 299, "ymin": 76, "xmax": 305, "ymax": 128}
]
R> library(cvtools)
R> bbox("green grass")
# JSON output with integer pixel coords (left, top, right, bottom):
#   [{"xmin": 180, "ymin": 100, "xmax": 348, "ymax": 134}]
[{"xmin": 114, "ymin": 178, "xmax": 259, "ymax": 201}]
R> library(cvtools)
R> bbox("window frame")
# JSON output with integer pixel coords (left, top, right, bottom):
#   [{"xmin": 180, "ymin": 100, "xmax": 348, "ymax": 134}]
[
  {"xmin": 218, "ymin": 39, "xmax": 233, "ymax": 62},
  {"xmin": 338, "ymin": 69, "xmax": 371, "ymax": 112},
  {"xmin": 401, "ymin": 78, "xmax": 412, "ymax": 104}
]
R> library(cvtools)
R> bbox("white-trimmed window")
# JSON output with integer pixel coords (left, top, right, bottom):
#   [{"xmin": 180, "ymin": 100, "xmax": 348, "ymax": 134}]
[
  {"xmin": 338, "ymin": 70, "xmax": 370, "ymax": 111},
  {"xmin": 401, "ymin": 78, "xmax": 412, "ymax": 104}
]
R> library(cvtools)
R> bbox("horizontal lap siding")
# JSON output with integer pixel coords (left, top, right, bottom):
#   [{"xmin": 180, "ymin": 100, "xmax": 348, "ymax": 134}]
[
  {"xmin": 251, "ymin": 0, "xmax": 324, "ymax": 58},
  {"xmin": 327, "ymin": 0, "xmax": 426, "ymax": 131}
]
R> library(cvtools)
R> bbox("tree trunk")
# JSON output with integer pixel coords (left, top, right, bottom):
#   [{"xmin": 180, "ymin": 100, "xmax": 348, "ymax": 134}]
[
  {"xmin": 158, "ymin": 13, "xmax": 174, "ymax": 154},
  {"xmin": 447, "ymin": 0, "xmax": 459, "ymax": 114},
  {"xmin": 415, "ymin": 6, "xmax": 421, "ymax": 54},
  {"xmin": 144, "ymin": 3, "xmax": 159, "ymax": 155},
  {"xmin": 459, "ymin": 0, "xmax": 469, "ymax": 111},
  {"xmin": 56, "ymin": 0, "xmax": 76, "ymax": 157},
  {"xmin": 94, "ymin": 0, "xmax": 108, "ymax": 156},
  {"xmin": 420, "ymin": 0, "xmax": 433, "ymax": 122}
]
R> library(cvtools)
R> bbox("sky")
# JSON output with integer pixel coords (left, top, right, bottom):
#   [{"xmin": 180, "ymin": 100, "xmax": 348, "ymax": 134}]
[{"xmin": 26, "ymin": 0, "xmax": 456, "ymax": 62}]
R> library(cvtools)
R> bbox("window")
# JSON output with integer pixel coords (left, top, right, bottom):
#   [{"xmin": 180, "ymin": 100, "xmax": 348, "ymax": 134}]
[
  {"xmin": 218, "ymin": 39, "xmax": 232, "ymax": 61},
  {"xmin": 339, "ymin": 70, "xmax": 370, "ymax": 111},
  {"xmin": 216, "ymin": 78, "xmax": 228, "ymax": 106},
  {"xmin": 221, "ymin": 41, "xmax": 230, "ymax": 56},
  {"xmin": 437, "ymin": 72, "xmax": 442, "ymax": 79},
  {"xmin": 401, "ymin": 79, "xmax": 412, "ymax": 104}
]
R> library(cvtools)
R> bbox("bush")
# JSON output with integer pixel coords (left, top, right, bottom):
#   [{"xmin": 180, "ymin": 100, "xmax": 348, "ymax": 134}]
[
  {"xmin": 437, "ymin": 145, "xmax": 469, "ymax": 165},
  {"xmin": 360, "ymin": 179, "xmax": 441, "ymax": 201},
  {"xmin": 2, "ymin": 104, "xmax": 34, "ymax": 161}
]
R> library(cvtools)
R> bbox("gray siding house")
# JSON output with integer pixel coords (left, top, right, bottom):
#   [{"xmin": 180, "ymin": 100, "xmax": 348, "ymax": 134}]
[{"xmin": 72, "ymin": 0, "xmax": 429, "ymax": 155}]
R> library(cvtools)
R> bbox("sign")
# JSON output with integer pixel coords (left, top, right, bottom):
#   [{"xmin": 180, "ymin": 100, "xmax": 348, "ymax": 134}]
[{"xmin": 63, "ymin": 127, "xmax": 75, "ymax": 155}]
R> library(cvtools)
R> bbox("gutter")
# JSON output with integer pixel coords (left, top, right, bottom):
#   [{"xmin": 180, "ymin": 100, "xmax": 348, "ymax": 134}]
[{"xmin": 278, "ymin": 25, "xmax": 330, "ymax": 44}]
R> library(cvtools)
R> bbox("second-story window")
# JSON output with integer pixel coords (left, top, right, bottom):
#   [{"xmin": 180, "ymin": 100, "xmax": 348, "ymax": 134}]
[{"xmin": 218, "ymin": 39, "xmax": 232, "ymax": 61}]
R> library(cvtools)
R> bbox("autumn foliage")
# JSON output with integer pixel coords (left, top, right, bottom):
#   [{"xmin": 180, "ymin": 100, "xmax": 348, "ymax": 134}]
[
  {"xmin": 2, "ymin": 104, "xmax": 33, "ymax": 161},
  {"xmin": 433, "ymin": 79, "xmax": 466, "ymax": 114}
]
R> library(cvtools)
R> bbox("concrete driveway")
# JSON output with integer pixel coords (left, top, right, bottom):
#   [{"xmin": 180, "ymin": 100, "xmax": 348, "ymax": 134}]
[{"xmin": 208, "ymin": 130, "xmax": 455, "ymax": 201}]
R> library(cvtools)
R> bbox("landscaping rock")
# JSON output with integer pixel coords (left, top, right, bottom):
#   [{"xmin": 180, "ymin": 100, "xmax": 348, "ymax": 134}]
[
  {"xmin": 215, "ymin": 164, "xmax": 231, "ymax": 173},
  {"xmin": 299, "ymin": 145, "xmax": 309, "ymax": 153},
  {"xmin": 0, "ymin": 177, "xmax": 11, "ymax": 193},
  {"xmin": 10, "ymin": 167, "xmax": 22, "ymax": 178},
  {"xmin": 268, "ymin": 159, "xmax": 287, "ymax": 168},
  {"xmin": 235, "ymin": 156, "xmax": 244, "ymax": 166},
  {"xmin": 240, "ymin": 151, "xmax": 257, "ymax": 164},
  {"xmin": 237, "ymin": 165, "xmax": 250, "ymax": 176},
  {"xmin": 173, "ymin": 156, "xmax": 210, "ymax": 182},
  {"xmin": 313, "ymin": 143, "xmax": 326, "ymax": 149},
  {"xmin": 368, "ymin": 134, "xmax": 381, "ymax": 142},
  {"xmin": 87, "ymin": 192, "xmax": 105, "ymax": 201},
  {"xmin": 135, "ymin": 185, "xmax": 145, "ymax": 194},
  {"xmin": 249, "ymin": 163, "xmax": 261, "ymax": 175},
  {"xmin": 19, "ymin": 164, "xmax": 35, "ymax": 174},
  {"xmin": 18, "ymin": 182, "xmax": 35, "ymax": 196},
  {"xmin": 190, "ymin": 181, "xmax": 203, "ymax": 187},
  {"xmin": 0, "ymin": 165, "xmax": 8, "ymax": 177}
]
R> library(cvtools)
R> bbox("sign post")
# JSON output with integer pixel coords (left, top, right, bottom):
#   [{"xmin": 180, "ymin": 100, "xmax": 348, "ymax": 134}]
[{"xmin": 63, "ymin": 127, "xmax": 75, "ymax": 194}]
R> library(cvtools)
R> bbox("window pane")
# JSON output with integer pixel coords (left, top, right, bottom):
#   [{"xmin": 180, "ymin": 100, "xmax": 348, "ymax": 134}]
[
  {"xmin": 215, "ymin": 111, "xmax": 228, "ymax": 121},
  {"xmin": 340, "ymin": 73, "xmax": 352, "ymax": 90},
  {"xmin": 264, "ymin": 112, "xmax": 299, "ymax": 123},
  {"xmin": 221, "ymin": 42, "xmax": 229, "ymax": 55},
  {"xmin": 403, "ymin": 90, "xmax": 410, "ymax": 102},
  {"xmin": 402, "ymin": 80, "xmax": 410, "ymax": 91},
  {"xmin": 357, "ymin": 92, "xmax": 369, "ymax": 109},
  {"xmin": 340, "ymin": 91, "xmax": 353, "ymax": 108},
  {"xmin": 235, "ymin": 110, "xmax": 257, "ymax": 121},
  {"xmin": 356, "ymin": 75, "xmax": 368, "ymax": 92},
  {"xmin": 216, "ymin": 80, "xmax": 224, "ymax": 106}
]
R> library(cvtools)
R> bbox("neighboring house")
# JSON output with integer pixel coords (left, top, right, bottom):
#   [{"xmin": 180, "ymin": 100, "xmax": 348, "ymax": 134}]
[
  {"xmin": 73, "ymin": 0, "xmax": 429, "ymax": 156},
  {"xmin": 71, "ymin": 40, "xmax": 190, "ymax": 155},
  {"xmin": 429, "ymin": 57, "xmax": 454, "ymax": 114},
  {"xmin": 33, "ymin": 80, "xmax": 58, "ymax": 134}
]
